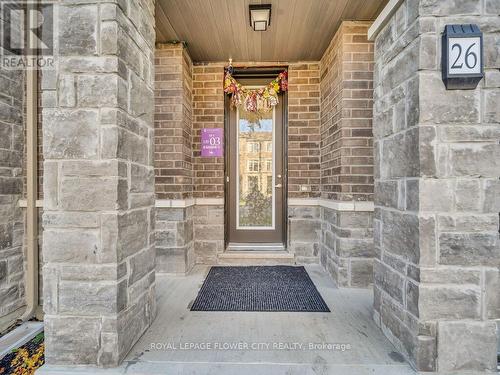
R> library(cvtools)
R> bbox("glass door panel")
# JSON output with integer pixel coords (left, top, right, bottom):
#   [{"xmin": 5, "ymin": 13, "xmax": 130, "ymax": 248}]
[{"xmin": 236, "ymin": 108, "xmax": 274, "ymax": 229}]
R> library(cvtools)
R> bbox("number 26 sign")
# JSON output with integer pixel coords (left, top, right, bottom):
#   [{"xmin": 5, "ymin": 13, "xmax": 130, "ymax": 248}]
[{"xmin": 442, "ymin": 24, "xmax": 483, "ymax": 90}]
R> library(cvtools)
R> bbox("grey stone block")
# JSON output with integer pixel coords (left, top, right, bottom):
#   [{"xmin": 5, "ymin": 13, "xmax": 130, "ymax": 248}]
[
  {"xmin": 289, "ymin": 219, "xmax": 320, "ymax": 242},
  {"xmin": 58, "ymin": 280, "xmax": 120, "ymax": 314},
  {"xmin": 439, "ymin": 232, "xmax": 500, "ymax": 266},
  {"xmin": 59, "ymin": 5, "xmax": 98, "ymax": 56},
  {"xmin": 414, "ymin": 335, "xmax": 436, "ymax": 372},
  {"xmin": 437, "ymin": 321, "xmax": 498, "ymax": 372},
  {"xmin": 373, "ymin": 259, "xmax": 404, "ymax": 304},
  {"xmin": 419, "ymin": 0, "xmax": 481, "ymax": 17},
  {"xmin": 350, "ymin": 259, "xmax": 373, "ymax": 287},
  {"xmin": 59, "ymin": 176, "xmax": 126, "ymax": 211},
  {"xmin": 420, "ymin": 72, "xmax": 480, "ymax": 124},
  {"xmin": 43, "ymin": 229, "xmax": 100, "ymax": 263},
  {"xmin": 374, "ymin": 180, "xmax": 398, "ymax": 208},
  {"xmin": 116, "ymin": 210, "xmax": 150, "ymax": 261},
  {"xmin": 44, "ymin": 109, "xmax": 99, "ymax": 159},
  {"xmin": 483, "ymin": 179, "xmax": 500, "ymax": 212},
  {"xmin": 58, "ymin": 75, "xmax": 76, "ymax": 107},
  {"xmin": 0, "ymin": 260, "xmax": 7, "ymax": 284},
  {"xmin": 77, "ymin": 74, "xmax": 126, "ymax": 109},
  {"xmin": 336, "ymin": 238, "xmax": 374, "ymax": 258},
  {"xmin": 0, "ymin": 285, "xmax": 18, "ymax": 305},
  {"xmin": 448, "ymin": 143, "xmax": 500, "ymax": 178},
  {"xmin": 101, "ymin": 127, "xmax": 149, "ymax": 165},
  {"xmin": 381, "ymin": 210, "xmax": 419, "ymax": 263},
  {"xmin": 485, "ymin": 268, "xmax": 500, "ymax": 319},
  {"xmin": 129, "ymin": 246, "xmax": 155, "ymax": 284},
  {"xmin": 419, "ymin": 179, "xmax": 453, "ymax": 212},
  {"xmin": 454, "ymin": 179, "xmax": 481, "ymax": 211},
  {"xmin": 45, "ymin": 317, "xmax": 101, "ymax": 365},
  {"xmin": 485, "ymin": 0, "xmax": 500, "ymax": 13},
  {"xmin": 418, "ymin": 285, "xmax": 481, "ymax": 320}
]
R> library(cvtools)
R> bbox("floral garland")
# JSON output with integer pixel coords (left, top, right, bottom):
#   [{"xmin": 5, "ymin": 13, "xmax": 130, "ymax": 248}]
[{"xmin": 223, "ymin": 68, "xmax": 288, "ymax": 114}]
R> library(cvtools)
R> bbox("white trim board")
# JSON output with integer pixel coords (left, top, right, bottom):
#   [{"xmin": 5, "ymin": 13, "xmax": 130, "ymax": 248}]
[
  {"xmin": 18, "ymin": 199, "xmax": 43, "ymax": 208},
  {"xmin": 155, "ymin": 198, "xmax": 224, "ymax": 208},
  {"xmin": 0, "ymin": 321, "xmax": 44, "ymax": 358},
  {"xmin": 19, "ymin": 198, "xmax": 372, "ymax": 211},
  {"xmin": 368, "ymin": 0, "xmax": 405, "ymax": 41},
  {"xmin": 288, "ymin": 198, "xmax": 374, "ymax": 212}
]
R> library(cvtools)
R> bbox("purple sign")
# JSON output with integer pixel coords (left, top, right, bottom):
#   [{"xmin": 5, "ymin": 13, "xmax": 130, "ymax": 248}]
[{"xmin": 201, "ymin": 128, "xmax": 223, "ymax": 157}]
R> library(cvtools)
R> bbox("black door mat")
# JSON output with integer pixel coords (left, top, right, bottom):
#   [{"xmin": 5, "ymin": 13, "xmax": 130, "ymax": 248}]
[{"xmin": 190, "ymin": 266, "xmax": 330, "ymax": 312}]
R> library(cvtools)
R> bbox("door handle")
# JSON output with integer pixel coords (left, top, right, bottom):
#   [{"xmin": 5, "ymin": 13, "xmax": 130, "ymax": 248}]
[{"xmin": 275, "ymin": 184, "xmax": 282, "ymax": 188}]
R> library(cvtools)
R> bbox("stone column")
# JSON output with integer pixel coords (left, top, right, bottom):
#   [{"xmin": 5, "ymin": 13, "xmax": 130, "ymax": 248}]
[
  {"xmin": 373, "ymin": 0, "xmax": 500, "ymax": 372},
  {"xmin": 41, "ymin": 0, "xmax": 156, "ymax": 366}
]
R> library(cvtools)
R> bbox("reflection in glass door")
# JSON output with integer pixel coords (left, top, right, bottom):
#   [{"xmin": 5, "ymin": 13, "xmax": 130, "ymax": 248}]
[{"xmin": 236, "ymin": 108, "xmax": 275, "ymax": 229}]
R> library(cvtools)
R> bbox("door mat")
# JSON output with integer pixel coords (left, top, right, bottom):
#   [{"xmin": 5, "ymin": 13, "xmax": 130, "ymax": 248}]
[
  {"xmin": 191, "ymin": 266, "xmax": 330, "ymax": 312},
  {"xmin": 0, "ymin": 332, "xmax": 44, "ymax": 375}
]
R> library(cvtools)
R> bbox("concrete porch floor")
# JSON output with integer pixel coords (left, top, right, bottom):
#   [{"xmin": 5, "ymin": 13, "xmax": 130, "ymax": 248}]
[{"xmin": 39, "ymin": 265, "xmax": 416, "ymax": 374}]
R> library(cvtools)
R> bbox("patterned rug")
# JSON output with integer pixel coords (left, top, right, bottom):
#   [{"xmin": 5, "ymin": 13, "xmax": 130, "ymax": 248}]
[
  {"xmin": 0, "ymin": 332, "xmax": 44, "ymax": 375},
  {"xmin": 191, "ymin": 266, "xmax": 330, "ymax": 312}
]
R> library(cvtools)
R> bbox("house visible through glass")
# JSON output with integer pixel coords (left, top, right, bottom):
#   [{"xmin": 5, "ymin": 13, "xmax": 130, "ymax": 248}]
[{"xmin": 238, "ymin": 108, "xmax": 273, "ymax": 228}]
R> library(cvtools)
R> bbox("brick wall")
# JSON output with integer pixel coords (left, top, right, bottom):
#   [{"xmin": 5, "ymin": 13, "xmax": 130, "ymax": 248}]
[
  {"xmin": 192, "ymin": 63, "xmax": 225, "ymax": 199},
  {"xmin": 190, "ymin": 62, "xmax": 321, "ymax": 200},
  {"xmin": 154, "ymin": 44, "xmax": 193, "ymax": 199},
  {"xmin": 320, "ymin": 21, "xmax": 374, "ymax": 202},
  {"xmin": 287, "ymin": 63, "xmax": 321, "ymax": 198}
]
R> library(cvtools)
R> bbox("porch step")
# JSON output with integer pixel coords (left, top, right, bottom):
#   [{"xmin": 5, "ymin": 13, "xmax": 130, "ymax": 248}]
[{"xmin": 217, "ymin": 251, "xmax": 295, "ymax": 265}]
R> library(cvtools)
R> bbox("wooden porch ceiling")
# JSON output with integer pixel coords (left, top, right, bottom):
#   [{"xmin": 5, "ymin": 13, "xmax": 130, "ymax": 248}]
[{"xmin": 155, "ymin": 0, "xmax": 388, "ymax": 62}]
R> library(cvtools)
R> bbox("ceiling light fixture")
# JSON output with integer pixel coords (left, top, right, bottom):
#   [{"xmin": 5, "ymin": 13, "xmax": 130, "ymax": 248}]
[{"xmin": 249, "ymin": 4, "xmax": 271, "ymax": 32}]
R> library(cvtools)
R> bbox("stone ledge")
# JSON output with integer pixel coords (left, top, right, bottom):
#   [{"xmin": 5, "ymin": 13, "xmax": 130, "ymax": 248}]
[
  {"xmin": 155, "ymin": 198, "xmax": 223, "ymax": 208},
  {"xmin": 17, "ymin": 199, "xmax": 44, "ymax": 208},
  {"xmin": 21, "ymin": 198, "xmax": 373, "ymax": 211},
  {"xmin": 288, "ymin": 198, "xmax": 374, "ymax": 212}
]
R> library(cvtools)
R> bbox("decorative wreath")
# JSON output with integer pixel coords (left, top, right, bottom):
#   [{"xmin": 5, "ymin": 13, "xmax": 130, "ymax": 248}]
[{"xmin": 223, "ymin": 66, "xmax": 288, "ymax": 115}]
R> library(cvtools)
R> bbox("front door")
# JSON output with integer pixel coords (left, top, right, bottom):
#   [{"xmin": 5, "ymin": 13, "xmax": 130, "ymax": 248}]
[{"xmin": 226, "ymin": 88, "xmax": 285, "ymax": 247}]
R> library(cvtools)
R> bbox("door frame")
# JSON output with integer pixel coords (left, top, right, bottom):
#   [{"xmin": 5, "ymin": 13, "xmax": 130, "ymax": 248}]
[{"xmin": 223, "ymin": 69, "xmax": 288, "ymax": 250}]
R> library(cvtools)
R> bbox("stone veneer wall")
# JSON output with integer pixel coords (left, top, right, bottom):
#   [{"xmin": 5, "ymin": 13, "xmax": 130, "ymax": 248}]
[
  {"xmin": 288, "ymin": 205, "xmax": 321, "ymax": 264},
  {"xmin": 193, "ymin": 204, "xmax": 224, "ymax": 264},
  {"xmin": 0, "ymin": 34, "xmax": 26, "ymax": 329},
  {"xmin": 318, "ymin": 21, "xmax": 375, "ymax": 287},
  {"xmin": 320, "ymin": 206, "xmax": 374, "ymax": 287},
  {"xmin": 41, "ymin": 0, "xmax": 156, "ymax": 366},
  {"xmin": 373, "ymin": 0, "xmax": 500, "ymax": 372},
  {"xmin": 156, "ymin": 205, "xmax": 193, "ymax": 273}
]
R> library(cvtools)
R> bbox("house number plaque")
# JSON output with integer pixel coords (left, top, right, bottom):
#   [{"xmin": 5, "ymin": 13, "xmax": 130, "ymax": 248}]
[
  {"xmin": 201, "ymin": 128, "xmax": 223, "ymax": 157},
  {"xmin": 442, "ymin": 24, "xmax": 483, "ymax": 90}
]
